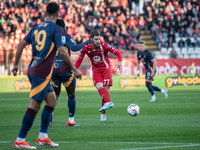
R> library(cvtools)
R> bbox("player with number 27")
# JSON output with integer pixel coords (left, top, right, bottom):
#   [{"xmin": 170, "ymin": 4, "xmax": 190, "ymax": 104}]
[{"xmin": 75, "ymin": 30, "xmax": 122, "ymax": 121}]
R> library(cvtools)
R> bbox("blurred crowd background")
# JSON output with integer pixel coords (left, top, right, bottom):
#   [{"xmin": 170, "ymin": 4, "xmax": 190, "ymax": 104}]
[{"xmin": 0, "ymin": 0, "xmax": 199, "ymax": 75}]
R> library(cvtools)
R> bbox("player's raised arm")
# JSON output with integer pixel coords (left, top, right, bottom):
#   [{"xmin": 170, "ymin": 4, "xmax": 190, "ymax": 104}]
[
  {"xmin": 12, "ymin": 40, "xmax": 29, "ymax": 76},
  {"xmin": 66, "ymin": 37, "xmax": 92, "ymax": 52},
  {"xmin": 56, "ymin": 19, "xmax": 91, "ymax": 52},
  {"xmin": 75, "ymin": 47, "xmax": 86, "ymax": 68},
  {"xmin": 58, "ymin": 46, "xmax": 82, "ymax": 79},
  {"xmin": 106, "ymin": 43, "xmax": 122, "ymax": 70}
]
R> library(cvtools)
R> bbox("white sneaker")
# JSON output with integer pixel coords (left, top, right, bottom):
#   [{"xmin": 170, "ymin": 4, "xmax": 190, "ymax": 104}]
[
  {"xmin": 163, "ymin": 90, "xmax": 168, "ymax": 99},
  {"xmin": 149, "ymin": 97, "xmax": 156, "ymax": 102},
  {"xmin": 100, "ymin": 114, "xmax": 107, "ymax": 121},
  {"xmin": 99, "ymin": 102, "xmax": 114, "ymax": 112}
]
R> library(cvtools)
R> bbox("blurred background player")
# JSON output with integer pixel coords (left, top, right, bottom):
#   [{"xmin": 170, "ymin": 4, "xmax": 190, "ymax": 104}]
[
  {"xmin": 137, "ymin": 41, "xmax": 168, "ymax": 102},
  {"xmin": 75, "ymin": 30, "xmax": 122, "ymax": 121},
  {"xmin": 12, "ymin": 2, "xmax": 82, "ymax": 149},
  {"xmin": 50, "ymin": 19, "xmax": 91, "ymax": 126}
]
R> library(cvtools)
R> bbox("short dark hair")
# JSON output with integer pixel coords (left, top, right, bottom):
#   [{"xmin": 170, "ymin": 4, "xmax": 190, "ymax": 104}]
[
  {"xmin": 91, "ymin": 30, "xmax": 100, "ymax": 38},
  {"xmin": 56, "ymin": 19, "xmax": 66, "ymax": 32},
  {"xmin": 139, "ymin": 41, "xmax": 145, "ymax": 44},
  {"xmin": 46, "ymin": 2, "xmax": 59, "ymax": 16}
]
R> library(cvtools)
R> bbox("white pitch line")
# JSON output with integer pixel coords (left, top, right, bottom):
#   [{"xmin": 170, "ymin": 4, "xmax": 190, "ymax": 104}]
[
  {"xmin": 1, "ymin": 141, "xmax": 200, "ymax": 146},
  {"xmin": 118, "ymin": 143, "xmax": 200, "ymax": 150},
  {"xmin": 0, "ymin": 98, "xmax": 28, "ymax": 100}
]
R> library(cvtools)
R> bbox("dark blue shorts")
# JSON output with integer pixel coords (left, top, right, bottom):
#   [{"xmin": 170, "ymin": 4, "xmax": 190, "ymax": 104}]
[
  {"xmin": 145, "ymin": 68, "xmax": 156, "ymax": 81},
  {"xmin": 51, "ymin": 71, "xmax": 76, "ymax": 88},
  {"xmin": 28, "ymin": 75, "xmax": 54, "ymax": 101}
]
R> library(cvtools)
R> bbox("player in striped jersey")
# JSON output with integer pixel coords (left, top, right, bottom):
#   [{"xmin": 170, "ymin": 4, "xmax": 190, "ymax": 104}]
[{"xmin": 75, "ymin": 30, "xmax": 122, "ymax": 121}]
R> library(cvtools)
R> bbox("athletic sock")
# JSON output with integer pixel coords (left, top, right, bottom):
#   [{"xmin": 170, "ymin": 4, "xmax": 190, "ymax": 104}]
[
  {"xmin": 152, "ymin": 85, "xmax": 161, "ymax": 92},
  {"xmin": 39, "ymin": 132, "xmax": 48, "ymax": 139},
  {"xmin": 97, "ymin": 87, "xmax": 111, "ymax": 103},
  {"xmin": 101, "ymin": 98, "xmax": 106, "ymax": 114},
  {"xmin": 146, "ymin": 82, "xmax": 154, "ymax": 96},
  {"xmin": 40, "ymin": 105, "xmax": 54, "ymax": 133},
  {"xmin": 152, "ymin": 95, "xmax": 156, "ymax": 98},
  {"xmin": 68, "ymin": 95, "xmax": 76, "ymax": 118},
  {"xmin": 160, "ymin": 89, "xmax": 165, "ymax": 93},
  {"xmin": 69, "ymin": 117, "xmax": 74, "ymax": 123},
  {"xmin": 17, "ymin": 108, "xmax": 37, "ymax": 140}
]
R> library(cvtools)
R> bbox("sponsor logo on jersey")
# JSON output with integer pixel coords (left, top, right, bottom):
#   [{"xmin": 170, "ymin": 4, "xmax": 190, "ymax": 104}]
[
  {"xmin": 93, "ymin": 56, "xmax": 101, "ymax": 62},
  {"xmin": 92, "ymin": 49, "xmax": 99, "ymax": 51},
  {"xmin": 62, "ymin": 36, "xmax": 66, "ymax": 43}
]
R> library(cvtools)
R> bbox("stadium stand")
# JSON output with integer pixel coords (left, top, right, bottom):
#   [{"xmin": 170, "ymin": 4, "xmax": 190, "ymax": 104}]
[{"xmin": 0, "ymin": 0, "xmax": 199, "ymax": 75}]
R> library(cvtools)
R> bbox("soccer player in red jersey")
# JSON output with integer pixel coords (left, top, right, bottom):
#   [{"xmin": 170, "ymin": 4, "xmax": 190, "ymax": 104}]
[{"xmin": 75, "ymin": 30, "xmax": 122, "ymax": 121}]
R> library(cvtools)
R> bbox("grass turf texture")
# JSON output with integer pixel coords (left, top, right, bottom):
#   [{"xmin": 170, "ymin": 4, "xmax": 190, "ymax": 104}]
[{"xmin": 0, "ymin": 87, "xmax": 200, "ymax": 150}]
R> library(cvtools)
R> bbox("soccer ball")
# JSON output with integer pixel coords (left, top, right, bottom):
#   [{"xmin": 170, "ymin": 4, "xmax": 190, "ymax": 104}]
[{"xmin": 127, "ymin": 104, "xmax": 140, "ymax": 116}]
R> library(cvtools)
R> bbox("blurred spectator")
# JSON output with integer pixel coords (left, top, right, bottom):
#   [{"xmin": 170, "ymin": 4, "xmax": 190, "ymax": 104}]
[
  {"xmin": 110, "ymin": 0, "xmax": 119, "ymax": 12},
  {"xmin": 193, "ymin": 37, "xmax": 200, "ymax": 47},
  {"xmin": 167, "ymin": 37, "xmax": 173, "ymax": 48},
  {"xmin": 138, "ymin": 16, "xmax": 146, "ymax": 30},
  {"xmin": 24, "ymin": 22, "xmax": 30, "ymax": 34},
  {"xmin": 134, "ymin": 0, "xmax": 140, "ymax": 14},
  {"xmin": 162, "ymin": 28, "xmax": 168, "ymax": 40},
  {"xmin": 75, "ymin": 36, "xmax": 83, "ymax": 44},
  {"xmin": 151, "ymin": 22, "xmax": 159, "ymax": 37},
  {"xmin": 126, "ymin": 16, "xmax": 137, "ymax": 26},
  {"xmin": 160, "ymin": 41, "xmax": 167, "ymax": 49},
  {"xmin": 109, "ymin": 22, "xmax": 117, "ymax": 36},
  {"xmin": 118, "ymin": 36, "xmax": 126, "ymax": 51},
  {"xmin": 102, "ymin": 27, "xmax": 110, "ymax": 42},
  {"xmin": 179, "ymin": 27, "xmax": 187, "ymax": 37},
  {"xmin": 186, "ymin": 23, "xmax": 194, "ymax": 36},
  {"xmin": 178, "ymin": 37, "xmax": 185, "ymax": 48},
  {"xmin": 185, "ymin": 36, "xmax": 192, "ymax": 47},
  {"xmin": 168, "ymin": 30, "xmax": 175, "ymax": 42},
  {"xmin": 193, "ymin": 25, "xmax": 200, "ymax": 37},
  {"xmin": 86, "ymin": 22, "xmax": 94, "ymax": 33},
  {"xmin": 170, "ymin": 47, "xmax": 177, "ymax": 58}
]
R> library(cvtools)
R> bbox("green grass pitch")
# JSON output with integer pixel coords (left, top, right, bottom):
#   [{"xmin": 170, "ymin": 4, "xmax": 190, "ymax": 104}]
[{"xmin": 0, "ymin": 86, "xmax": 200, "ymax": 150}]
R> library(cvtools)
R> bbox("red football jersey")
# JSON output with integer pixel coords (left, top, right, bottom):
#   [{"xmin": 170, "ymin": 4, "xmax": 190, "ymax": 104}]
[{"xmin": 75, "ymin": 41, "xmax": 122, "ymax": 70}]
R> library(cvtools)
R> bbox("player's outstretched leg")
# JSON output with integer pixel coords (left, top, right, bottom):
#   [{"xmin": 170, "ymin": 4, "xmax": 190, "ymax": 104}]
[
  {"xmin": 37, "ymin": 105, "xmax": 59, "ymax": 147},
  {"xmin": 146, "ymin": 82, "xmax": 156, "ymax": 102},
  {"xmin": 14, "ymin": 108, "xmax": 38, "ymax": 149},
  {"xmin": 99, "ymin": 102, "xmax": 114, "ymax": 112},
  {"xmin": 152, "ymin": 85, "xmax": 168, "ymax": 99},
  {"xmin": 98, "ymin": 87, "xmax": 114, "ymax": 112}
]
